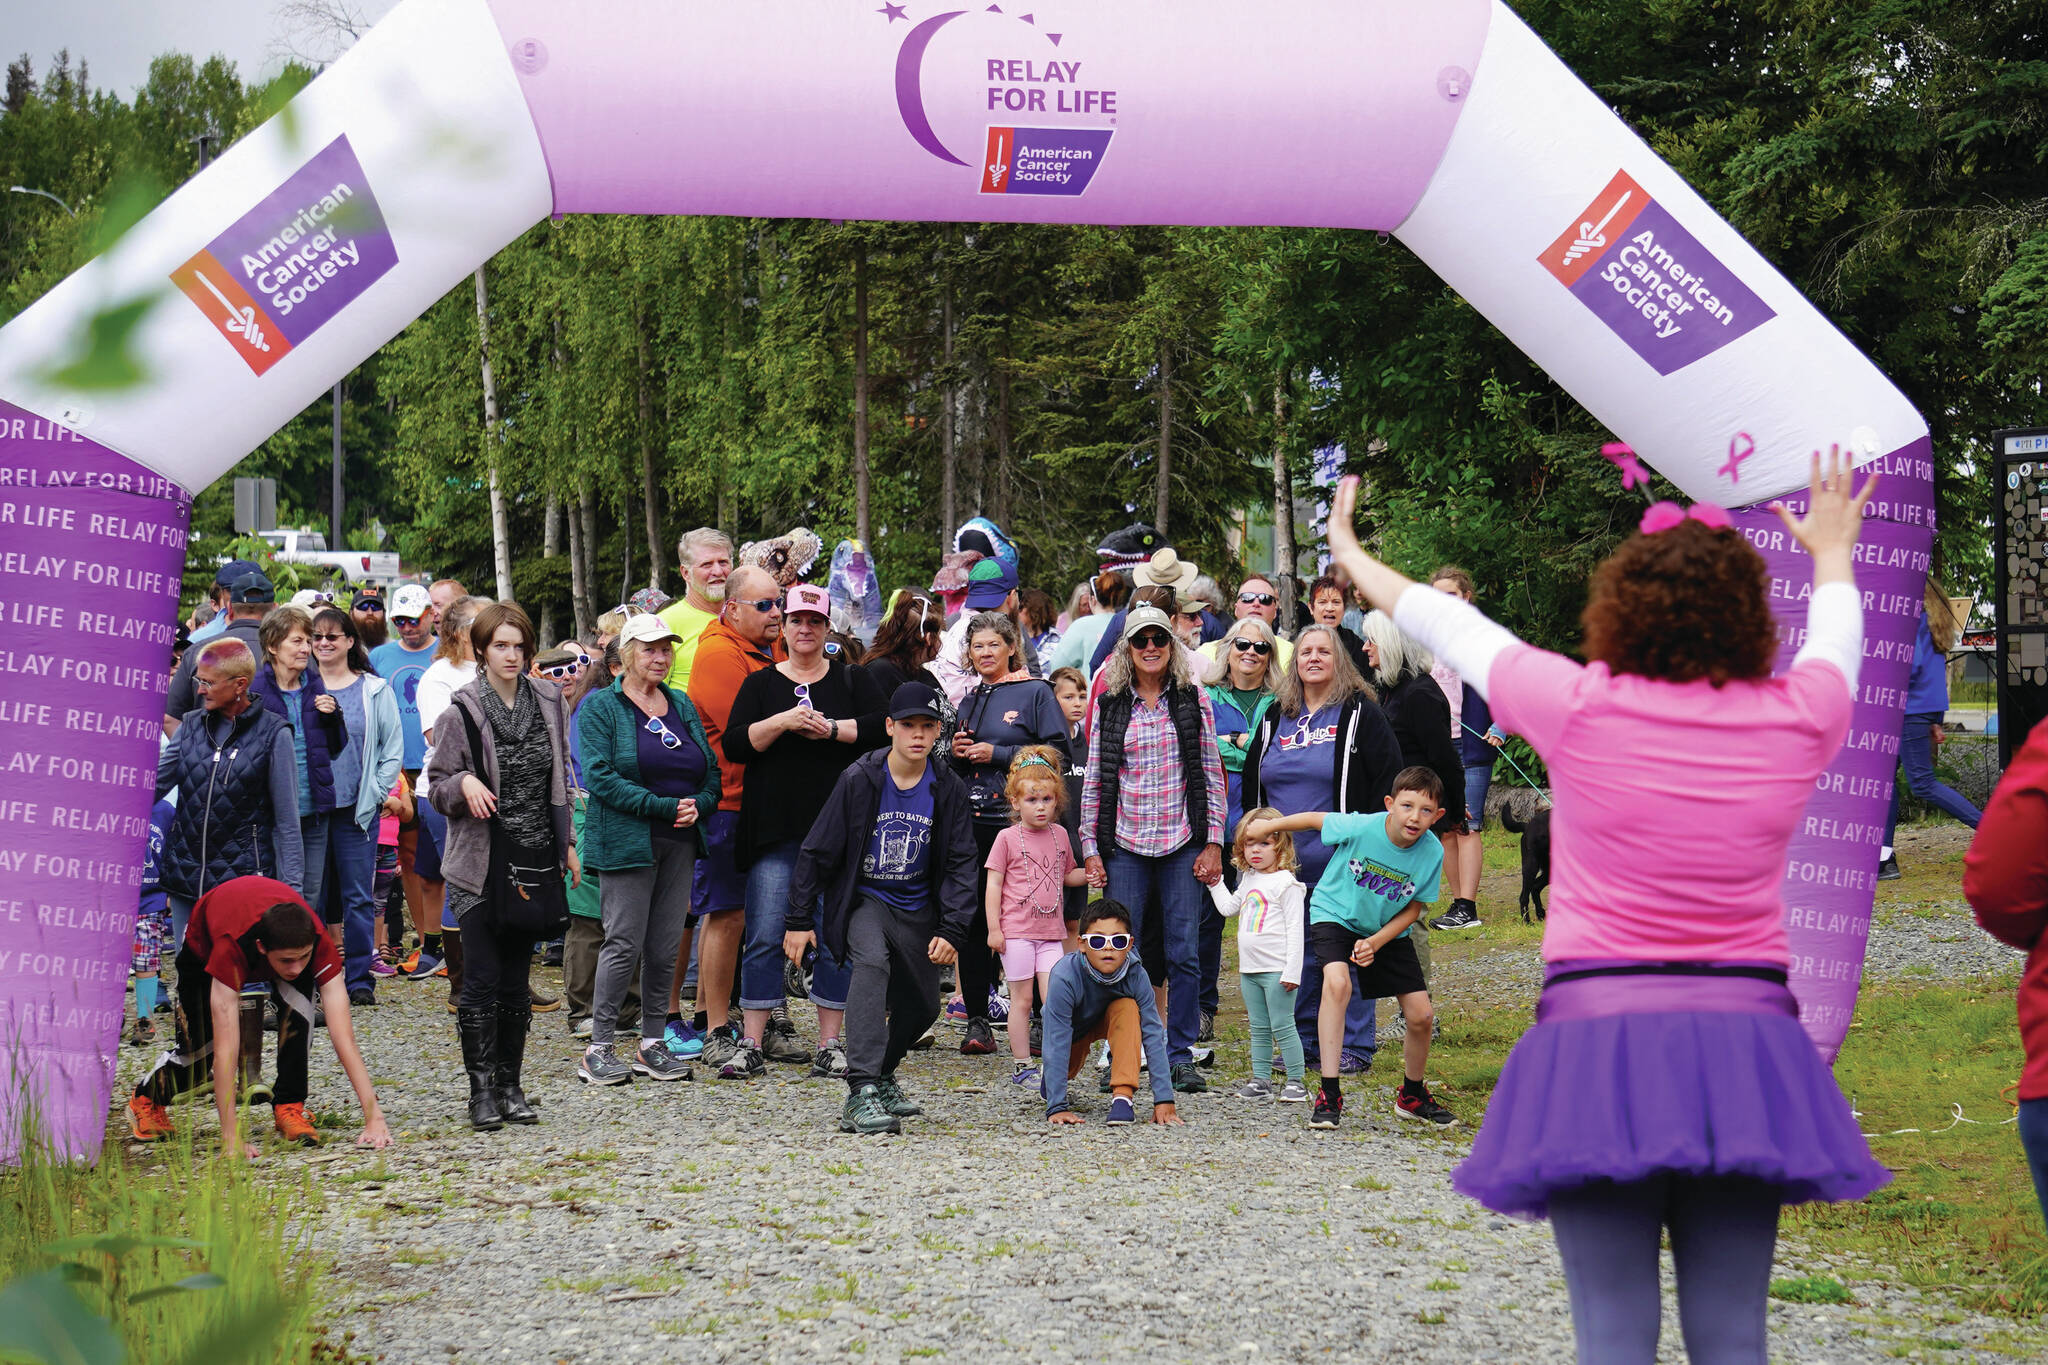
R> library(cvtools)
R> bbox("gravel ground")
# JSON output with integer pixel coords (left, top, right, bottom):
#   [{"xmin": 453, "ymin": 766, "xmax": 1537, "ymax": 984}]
[{"xmin": 108, "ymin": 820, "xmax": 2034, "ymax": 1363}]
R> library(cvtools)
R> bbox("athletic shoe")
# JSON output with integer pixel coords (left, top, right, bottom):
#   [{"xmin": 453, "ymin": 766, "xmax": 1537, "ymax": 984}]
[
  {"xmin": 1169, "ymin": 1062, "xmax": 1208, "ymax": 1094},
  {"xmin": 1235, "ymin": 1077, "xmax": 1273, "ymax": 1100},
  {"xmin": 633, "ymin": 1043, "xmax": 692, "ymax": 1082},
  {"xmin": 578, "ymin": 1044, "xmax": 634, "ymax": 1086},
  {"xmin": 1191, "ymin": 1045, "xmax": 1216, "ymax": 1069},
  {"xmin": 1105, "ymin": 1096, "xmax": 1135, "ymax": 1126},
  {"xmin": 1028, "ymin": 1015, "xmax": 1042, "ymax": 1057},
  {"xmin": 1309, "ymin": 1091, "xmax": 1343, "ymax": 1129},
  {"xmin": 572, "ymin": 1016, "xmax": 594, "ymax": 1040},
  {"xmin": 1276, "ymin": 1080, "xmax": 1312, "ymax": 1103},
  {"xmin": 272, "ymin": 1103, "xmax": 321, "ymax": 1146},
  {"xmin": 1428, "ymin": 900, "xmax": 1481, "ymax": 932},
  {"xmin": 763, "ymin": 1009, "xmax": 810, "ymax": 1064},
  {"xmin": 369, "ymin": 958, "xmax": 398, "ymax": 978},
  {"xmin": 542, "ymin": 942, "xmax": 564, "ymax": 968},
  {"xmin": 398, "ymin": 948, "xmax": 422, "ymax": 975},
  {"xmin": 662, "ymin": 1018, "xmax": 706, "ymax": 1059},
  {"xmin": 961, "ymin": 1019, "xmax": 998, "ymax": 1055},
  {"xmin": 1877, "ymin": 855, "xmax": 1902, "ymax": 881},
  {"xmin": 1197, "ymin": 1010, "xmax": 1216, "ymax": 1043},
  {"xmin": 718, "ymin": 1040, "xmax": 766, "ymax": 1080},
  {"xmin": 986, "ymin": 988, "xmax": 1010, "ymax": 1023},
  {"xmin": 127, "ymin": 1016, "xmax": 155, "ymax": 1048},
  {"xmin": 874, "ymin": 1074, "xmax": 924, "ymax": 1117},
  {"xmin": 840, "ymin": 1085, "xmax": 902, "ymax": 1135},
  {"xmin": 1395, "ymin": 1085, "xmax": 1458, "ymax": 1127},
  {"xmin": 944, "ymin": 997, "xmax": 969, "ymax": 1022},
  {"xmin": 348, "ymin": 988, "xmax": 376, "ymax": 1008},
  {"xmin": 909, "ymin": 1025, "xmax": 936, "ymax": 1050},
  {"xmin": 1338, "ymin": 1051, "xmax": 1372, "ymax": 1075},
  {"xmin": 127, "ymin": 1095, "xmax": 173, "ymax": 1142},
  {"xmin": 699, "ymin": 1025, "xmax": 742, "ymax": 1070},
  {"xmin": 1010, "ymin": 1061, "xmax": 1042, "ymax": 1088},
  {"xmin": 811, "ymin": 1041, "xmax": 849, "ymax": 1080},
  {"xmin": 405, "ymin": 952, "xmax": 442, "ymax": 981}
]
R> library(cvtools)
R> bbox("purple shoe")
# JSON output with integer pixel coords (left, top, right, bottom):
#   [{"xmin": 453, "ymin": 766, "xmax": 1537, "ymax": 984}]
[{"xmin": 369, "ymin": 959, "xmax": 398, "ymax": 978}]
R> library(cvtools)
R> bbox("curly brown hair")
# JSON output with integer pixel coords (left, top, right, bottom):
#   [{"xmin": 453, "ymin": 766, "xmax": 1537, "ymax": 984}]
[{"xmin": 1580, "ymin": 521, "xmax": 1776, "ymax": 687}]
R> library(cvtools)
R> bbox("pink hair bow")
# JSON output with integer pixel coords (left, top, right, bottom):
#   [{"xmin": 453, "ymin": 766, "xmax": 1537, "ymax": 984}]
[
  {"xmin": 1600, "ymin": 442, "xmax": 1651, "ymax": 491},
  {"xmin": 1640, "ymin": 501, "xmax": 1733, "ymax": 534}
]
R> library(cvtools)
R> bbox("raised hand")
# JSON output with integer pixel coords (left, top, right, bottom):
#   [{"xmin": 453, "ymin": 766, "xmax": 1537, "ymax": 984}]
[{"xmin": 1771, "ymin": 445, "xmax": 1878, "ymax": 587}]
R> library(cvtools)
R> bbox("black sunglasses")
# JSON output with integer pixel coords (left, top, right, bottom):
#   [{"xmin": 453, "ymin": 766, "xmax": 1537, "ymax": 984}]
[
  {"xmin": 1238, "ymin": 591, "xmax": 1278, "ymax": 607},
  {"xmin": 353, "ymin": 602, "xmax": 385, "ymax": 614},
  {"xmin": 1230, "ymin": 637, "xmax": 1274, "ymax": 656},
  {"xmin": 1130, "ymin": 630, "xmax": 1171, "ymax": 650},
  {"xmin": 1082, "ymin": 932, "xmax": 1133, "ymax": 951}
]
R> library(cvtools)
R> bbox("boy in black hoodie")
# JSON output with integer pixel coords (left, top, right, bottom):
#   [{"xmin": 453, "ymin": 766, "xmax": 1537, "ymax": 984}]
[{"xmin": 788, "ymin": 682, "xmax": 975, "ymax": 1134}]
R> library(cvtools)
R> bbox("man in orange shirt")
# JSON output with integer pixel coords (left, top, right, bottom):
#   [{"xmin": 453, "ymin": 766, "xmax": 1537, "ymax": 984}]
[{"xmin": 687, "ymin": 564, "xmax": 784, "ymax": 1076}]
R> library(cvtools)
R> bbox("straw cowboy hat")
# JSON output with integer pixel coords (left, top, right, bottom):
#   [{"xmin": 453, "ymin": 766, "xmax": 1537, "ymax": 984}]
[{"xmin": 1134, "ymin": 547, "xmax": 1200, "ymax": 594}]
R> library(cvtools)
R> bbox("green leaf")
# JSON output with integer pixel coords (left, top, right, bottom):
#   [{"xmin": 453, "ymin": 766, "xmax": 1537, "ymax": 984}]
[
  {"xmin": 0, "ymin": 1269, "xmax": 125, "ymax": 1365},
  {"xmin": 127, "ymin": 1273, "xmax": 226, "ymax": 1305},
  {"xmin": 35, "ymin": 292, "xmax": 164, "ymax": 393},
  {"xmin": 40, "ymin": 1234, "xmax": 205, "ymax": 1260},
  {"xmin": 170, "ymin": 1294, "xmax": 288, "ymax": 1365}
]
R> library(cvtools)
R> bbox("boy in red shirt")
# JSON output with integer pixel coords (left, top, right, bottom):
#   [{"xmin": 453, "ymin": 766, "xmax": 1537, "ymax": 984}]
[{"xmin": 129, "ymin": 876, "xmax": 392, "ymax": 1157}]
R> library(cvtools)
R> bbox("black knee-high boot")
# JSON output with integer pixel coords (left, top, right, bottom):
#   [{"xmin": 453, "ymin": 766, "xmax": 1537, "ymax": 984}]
[
  {"xmin": 457, "ymin": 1007, "xmax": 504, "ymax": 1131},
  {"xmin": 495, "ymin": 1003, "xmax": 537, "ymax": 1124}
]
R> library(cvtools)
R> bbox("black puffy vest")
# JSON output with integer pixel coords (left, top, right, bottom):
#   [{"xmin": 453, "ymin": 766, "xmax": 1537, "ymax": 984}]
[
  {"xmin": 159, "ymin": 706, "xmax": 292, "ymax": 900},
  {"xmin": 1093, "ymin": 683, "xmax": 1211, "ymax": 858}
]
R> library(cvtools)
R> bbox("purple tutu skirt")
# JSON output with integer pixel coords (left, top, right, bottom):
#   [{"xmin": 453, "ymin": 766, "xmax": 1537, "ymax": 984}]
[{"xmin": 1453, "ymin": 972, "xmax": 1891, "ymax": 1219}]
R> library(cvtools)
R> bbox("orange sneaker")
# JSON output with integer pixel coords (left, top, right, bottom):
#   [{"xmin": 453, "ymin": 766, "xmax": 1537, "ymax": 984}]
[
  {"xmin": 272, "ymin": 1103, "xmax": 321, "ymax": 1146},
  {"xmin": 398, "ymin": 948, "xmax": 422, "ymax": 974},
  {"xmin": 127, "ymin": 1095, "xmax": 173, "ymax": 1142}
]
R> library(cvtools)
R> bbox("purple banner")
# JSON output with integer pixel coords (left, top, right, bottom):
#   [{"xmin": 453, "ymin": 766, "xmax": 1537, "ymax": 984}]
[
  {"xmin": 1734, "ymin": 438, "xmax": 1934, "ymax": 1059},
  {"xmin": 0, "ymin": 401, "xmax": 189, "ymax": 1159}
]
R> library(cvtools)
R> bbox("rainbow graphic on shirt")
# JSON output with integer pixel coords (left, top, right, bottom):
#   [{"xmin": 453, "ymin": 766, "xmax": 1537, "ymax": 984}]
[{"xmin": 1241, "ymin": 889, "xmax": 1276, "ymax": 934}]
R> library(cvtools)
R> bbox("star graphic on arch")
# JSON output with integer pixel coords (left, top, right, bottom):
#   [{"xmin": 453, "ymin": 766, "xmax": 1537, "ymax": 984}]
[{"xmin": 878, "ymin": 2, "xmax": 909, "ymax": 20}]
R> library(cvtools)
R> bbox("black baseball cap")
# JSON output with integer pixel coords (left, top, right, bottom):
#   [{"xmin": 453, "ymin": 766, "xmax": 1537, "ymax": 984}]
[
  {"xmin": 888, "ymin": 681, "xmax": 943, "ymax": 721},
  {"xmin": 228, "ymin": 570, "xmax": 275, "ymax": 604},
  {"xmin": 351, "ymin": 588, "xmax": 385, "ymax": 610},
  {"xmin": 214, "ymin": 558, "xmax": 260, "ymax": 588}
]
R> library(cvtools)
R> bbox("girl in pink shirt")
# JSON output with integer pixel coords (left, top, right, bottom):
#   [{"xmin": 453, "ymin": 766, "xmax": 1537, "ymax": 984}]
[
  {"xmin": 986, "ymin": 746, "xmax": 1090, "ymax": 1086},
  {"xmin": 1326, "ymin": 454, "xmax": 1890, "ymax": 1365}
]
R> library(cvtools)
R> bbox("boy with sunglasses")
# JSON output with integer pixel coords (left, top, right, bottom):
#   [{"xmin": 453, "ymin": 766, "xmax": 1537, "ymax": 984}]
[{"xmin": 1040, "ymin": 903, "xmax": 1181, "ymax": 1126}]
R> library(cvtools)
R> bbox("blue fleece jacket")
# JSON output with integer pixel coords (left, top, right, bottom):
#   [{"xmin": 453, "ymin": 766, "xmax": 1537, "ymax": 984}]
[{"xmin": 1039, "ymin": 949, "xmax": 1175, "ymax": 1116}]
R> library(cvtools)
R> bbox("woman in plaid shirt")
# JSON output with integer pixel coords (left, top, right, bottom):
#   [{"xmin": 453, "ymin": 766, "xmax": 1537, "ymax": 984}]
[{"xmin": 1080, "ymin": 605, "xmax": 1227, "ymax": 1094}]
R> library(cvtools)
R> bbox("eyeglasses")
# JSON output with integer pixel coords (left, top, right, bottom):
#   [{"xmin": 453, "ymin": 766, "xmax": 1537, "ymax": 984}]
[
  {"xmin": 1230, "ymin": 637, "xmax": 1274, "ymax": 656},
  {"xmin": 734, "ymin": 598, "xmax": 780, "ymax": 614},
  {"xmin": 644, "ymin": 714, "xmax": 682, "ymax": 749},
  {"xmin": 193, "ymin": 675, "xmax": 244, "ymax": 692},
  {"xmin": 1081, "ymin": 933, "xmax": 1132, "ymax": 951},
  {"xmin": 1130, "ymin": 631, "xmax": 1171, "ymax": 650},
  {"xmin": 1238, "ymin": 591, "xmax": 1278, "ymax": 607},
  {"xmin": 310, "ymin": 632, "xmax": 348, "ymax": 643}
]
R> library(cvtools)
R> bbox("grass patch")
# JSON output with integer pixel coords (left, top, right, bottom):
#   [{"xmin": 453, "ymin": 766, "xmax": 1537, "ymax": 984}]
[
  {"xmin": 1425, "ymin": 1279, "xmax": 1462, "ymax": 1292},
  {"xmin": 1771, "ymin": 1275, "xmax": 1854, "ymax": 1305}
]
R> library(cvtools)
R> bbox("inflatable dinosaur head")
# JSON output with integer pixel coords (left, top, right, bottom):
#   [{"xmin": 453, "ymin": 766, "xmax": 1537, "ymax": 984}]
[
  {"xmin": 829, "ymin": 539, "xmax": 884, "ymax": 643},
  {"xmin": 952, "ymin": 516, "xmax": 1019, "ymax": 575},
  {"xmin": 1097, "ymin": 523, "xmax": 1165, "ymax": 570},
  {"xmin": 738, "ymin": 526, "xmax": 824, "ymax": 588}
]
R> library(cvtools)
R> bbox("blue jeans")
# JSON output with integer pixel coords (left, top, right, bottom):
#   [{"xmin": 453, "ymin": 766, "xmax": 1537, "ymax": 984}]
[
  {"xmin": 323, "ymin": 817, "xmax": 378, "ymax": 995},
  {"xmin": 416, "ymin": 799, "xmax": 457, "ymax": 930},
  {"xmin": 1464, "ymin": 761, "xmax": 1494, "ymax": 832},
  {"xmin": 2022, "ymin": 1098, "xmax": 2048, "ymax": 1233},
  {"xmin": 741, "ymin": 841, "xmax": 851, "ymax": 1011},
  {"xmin": 169, "ymin": 894, "xmax": 194, "ymax": 958},
  {"xmin": 300, "ymin": 811, "xmax": 335, "ymax": 920},
  {"xmin": 1104, "ymin": 843, "xmax": 1203, "ymax": 1066},
  {"xmin": 1884, "ymin": 711, "xmax": 1982, "ymax": 845}
]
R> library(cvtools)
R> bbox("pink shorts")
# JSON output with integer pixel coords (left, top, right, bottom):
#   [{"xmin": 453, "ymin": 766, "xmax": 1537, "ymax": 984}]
[{"xmin": 1000, "ymin": 938, "xmax": 1066, "ymax": 981}]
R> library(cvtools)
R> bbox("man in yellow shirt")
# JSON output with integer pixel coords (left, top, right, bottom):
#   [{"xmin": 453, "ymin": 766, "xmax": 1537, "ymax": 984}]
[{"xmin": 659, "ymin": 528, "xmax": 734, "ymax": 691}]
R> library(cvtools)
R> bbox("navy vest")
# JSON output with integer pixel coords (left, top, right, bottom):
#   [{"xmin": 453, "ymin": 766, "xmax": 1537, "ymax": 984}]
[{"xmin": 159, "ymin": 706, "xmax": 293, "ymax": 900}]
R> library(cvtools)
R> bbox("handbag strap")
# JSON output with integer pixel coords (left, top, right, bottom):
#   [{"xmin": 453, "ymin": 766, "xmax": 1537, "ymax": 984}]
[{"xmin": 456, "ymin": 695, "xmax": 498, "ymax": 824}]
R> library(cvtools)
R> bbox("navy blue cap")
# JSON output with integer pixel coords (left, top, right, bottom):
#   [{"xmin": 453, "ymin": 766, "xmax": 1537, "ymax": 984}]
[{"xmin": 214, "ymin": 558, "xmax": 261, "ymax": 588}]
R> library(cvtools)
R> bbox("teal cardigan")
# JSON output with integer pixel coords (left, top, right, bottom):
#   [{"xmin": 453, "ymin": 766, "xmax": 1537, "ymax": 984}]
[{"xmin": 577, "ymin": 679, "xmax": 722, "ymax": 872}]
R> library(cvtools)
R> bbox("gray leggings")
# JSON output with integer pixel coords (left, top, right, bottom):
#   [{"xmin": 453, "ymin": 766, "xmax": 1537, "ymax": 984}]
[
  {"xmin": 1549, "ymin": 1174, "xmax": 1781, "ymax": 1365},
  {"xmin": 592, "ymin": 838, "xmax": 696, "ymax": 1046}
]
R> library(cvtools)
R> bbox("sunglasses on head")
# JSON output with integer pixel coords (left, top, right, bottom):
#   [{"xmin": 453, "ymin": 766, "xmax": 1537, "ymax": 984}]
[
  {"xmin": 1082, "ymin": 932, "xmax": 1132, "ymax": 951},
  {"xmin": 1238, "ymin": 591, "xmax": 1278, "ymax": 607},
  {"xmin": 1230, "ymin": 637, "xmax": 1274, "ymax": 656},
  {"xmin": 1130, "ymin": 630, "xmax": 1171, "ymax": 650}
]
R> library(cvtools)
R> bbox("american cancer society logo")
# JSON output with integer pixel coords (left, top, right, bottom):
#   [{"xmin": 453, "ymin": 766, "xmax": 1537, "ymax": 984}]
[
  {"xmin": 881, "ymin": 4, "xmax": 1114, "ymax": 197},
  {"xmin": 1540, "ymin": 170, "xmax": 1775, "ymax": 376},
  {"xmin": 170, "ymin": 134, "xmax": 398, "ymax": 376}
]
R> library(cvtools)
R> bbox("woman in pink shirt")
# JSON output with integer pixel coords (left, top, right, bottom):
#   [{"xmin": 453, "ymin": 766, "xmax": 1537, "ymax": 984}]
[{"xmin": 1326, "ymin": 453, "xmax": 1890, "ymax": 1365}]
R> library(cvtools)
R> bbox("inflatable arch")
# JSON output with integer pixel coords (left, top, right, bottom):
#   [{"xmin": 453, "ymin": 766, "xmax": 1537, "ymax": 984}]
[{"xmin": 0, "ymin": 0, "xmax": 1932, "ymax": 1156}]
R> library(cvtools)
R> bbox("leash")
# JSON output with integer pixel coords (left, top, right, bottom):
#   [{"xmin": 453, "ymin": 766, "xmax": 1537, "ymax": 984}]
[{"xmin": 1492, "ymin": 742, "xmax": 1551, "ymax": 808}]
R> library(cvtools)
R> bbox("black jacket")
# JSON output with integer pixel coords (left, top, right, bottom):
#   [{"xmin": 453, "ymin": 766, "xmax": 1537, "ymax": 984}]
[
  {"xmin": 788, "ymin": 749, "xmax": 978, "ymax": 961},
  {"xmin": 1241, "ymin": 693, "xmax": 1402, "ymax": 817},
  {"xmin": 1377, "ymin": 670, "xmax": 1464, "ymax": 818}
]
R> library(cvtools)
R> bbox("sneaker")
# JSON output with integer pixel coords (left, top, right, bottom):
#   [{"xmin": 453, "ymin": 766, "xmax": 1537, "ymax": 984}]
[
  {"xmin": 1876, "ymin": 855, "xmax": 1902, "ymax": 881},
  {"xmin": 405, "ymin": 952, "xmax": 442, "ymax": 981},
  {"xmin": 634, "ymin": 1043, "xmax": 692, "ymax": 1081},
  {"xmin": 272, "ymin": 1102, "xmax": 321, "ymax": 1146},
  {"xmin": 542, "ymin": 942, "xmax": 564, "ymax": 968},
  {"xmin": 1395, "ymin": 1085, "xmax": 1458, "ymax": 1127},
  {"xmin": 662, "ymin": 1018, "xmax": 706, "ymax": 1059},
  {"xmin": 840, "ymin": 1084, "xmax": 902, "ymax": 1135},
  {"xmin": 699, "ymin": 1025, "xmax": 742, "ymax": 1070},
  {"xmin": 874, "ymin": 1074, "xmax": 924, "ymax": 1117},
  {"xmin": 762, "ymin": 1010, "xmax": 810, "ymax": 1064},
  {"xmin": 1277, "ymin": 1080, "xmax": 1312, "ymax": 1103},
  {"xmin": 127, "ymin": 1095, "xmax": 173, "ymax": 1142},
  {"xmin": 718, "ymin": 1040, "xmax": 766, "ymax": 1080},
  {"xmin": 1309, "ymin": 1091, "xmax": 1343, "ymax": 1129},
  {"xmin": 910, "ymin": 1025, "xmax": 936, "ymax": 1050},
  {"xmin": 961, "ymin": 1019, "xmax": 998, "ymax": 1055},
  {"xmin": 1235, "ymin": 1077, "xmax": 1274, "ymax": 1100},
  {"xmin": 1339, "ymin": 1051, "xmax": 1372, "ymax": 1075},
  {"xmin": 369, "ymin": 958, "xmax": 398, "ymax": 978},
  {"xmin": 1010, "ymin": 1061, "xmax": 1042, "ymax": 1088},
  {"xmin": 986, "ymin": 988, "xmax": 1010, "ymax": 1023},
  {"xmin": 1170, "ymin": 1062, "xmax": 1208, "ymax": 1094},
  {"xmin": 811, "ymin": 1041, "xmax": 849, "ymax": 1079},
  {"xmin": 348, "ymin": 988, "xmax": 376, "ymax": 1008},
  {"xmin": 944, "ymin": 997, "xmax": 969, "ymax": 1022},
  {"xmin": 572, "ymin": 1016, "xmax": 594, "ymax": 1040},
  {"xmin": 127, "ymin": 1016, "xmax": 155, "ymax": 1048},
  {"xmin": 397, "ymin": 947, "xmax": 422, "ymax": 975},
  {"xmin": 1028, "ymin": 1015, "xmax": 1042, "ymax": 1057},
  {"xmin": 578, "ymin": 1044, "xmax": 634, "ymax": 1086},
  {"xmin": 1105, "ymin": 1095, "xmax": 1136, "ymax": 1126},
  {"xmin": 1428, "ymin": 900, "xmax": 1482, "ymax": 931},
  {"xmin": 1197, "ymin": 1010, "xmax": 1216, "ymax": 1043}
]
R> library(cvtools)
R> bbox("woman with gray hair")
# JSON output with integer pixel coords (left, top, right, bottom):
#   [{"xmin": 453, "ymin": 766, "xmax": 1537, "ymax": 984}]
[
  {"xmin": 1079, "ymin": 605, "xmax": 1226, "ymax": 1093},
  {"xmin": 1241, "ymin": 622, "xmax": 1403, "ymax": 1075},
  {"xmin": 1359, "ymin": 611, "xmax": 1465, "ymax": 841}
]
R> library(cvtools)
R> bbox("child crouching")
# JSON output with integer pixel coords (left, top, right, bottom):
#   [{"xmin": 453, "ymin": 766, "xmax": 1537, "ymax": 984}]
[
  {"xmin": 1040, "ymin": 903, "xmax": 1181, "ymax": 1127},
  {"xmin": 1210, "ymin": 808, "xmax": 1308, "ymax": 1101}
]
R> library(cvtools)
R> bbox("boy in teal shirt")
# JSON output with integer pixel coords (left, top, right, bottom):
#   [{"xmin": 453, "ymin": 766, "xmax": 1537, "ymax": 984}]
[{"xmin": 1245, "ymin": 766, "xmax": 1455, "ymax": 1131}]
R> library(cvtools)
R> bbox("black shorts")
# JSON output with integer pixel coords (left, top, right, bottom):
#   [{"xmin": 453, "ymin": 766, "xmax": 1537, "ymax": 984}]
[{"xmin": 1308, "ymin": 921, "xmax": 1428, "ymax": 1000}]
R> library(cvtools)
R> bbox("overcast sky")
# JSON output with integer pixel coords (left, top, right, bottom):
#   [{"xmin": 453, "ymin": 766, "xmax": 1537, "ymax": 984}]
[{"xmin": 8, "ymin": 0, "xmax": 396, "ymax": 99}]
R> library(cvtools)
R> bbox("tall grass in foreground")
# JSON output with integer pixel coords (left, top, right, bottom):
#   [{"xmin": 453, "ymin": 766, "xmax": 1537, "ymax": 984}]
[{"xmin": 0, "ymin": 1114, "xmax": 331, "ymax": 1363}]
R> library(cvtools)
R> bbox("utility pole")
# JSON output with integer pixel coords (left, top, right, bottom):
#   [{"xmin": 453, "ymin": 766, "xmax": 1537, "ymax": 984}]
[{"xmin": 331, "ymin": 380, "xmax": 345, "ymax": 551}]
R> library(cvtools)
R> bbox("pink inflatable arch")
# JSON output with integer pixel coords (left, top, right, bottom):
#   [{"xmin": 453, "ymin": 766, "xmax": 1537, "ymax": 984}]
[{"xmin": 0, "ymin": 0, "xmax": 1929, "ymax": 1157}]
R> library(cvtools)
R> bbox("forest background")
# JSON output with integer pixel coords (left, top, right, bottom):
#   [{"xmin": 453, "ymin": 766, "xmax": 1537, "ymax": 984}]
[{"xmin": 0, "ymin": 0, "xmax": 2042, "ymax": 648}]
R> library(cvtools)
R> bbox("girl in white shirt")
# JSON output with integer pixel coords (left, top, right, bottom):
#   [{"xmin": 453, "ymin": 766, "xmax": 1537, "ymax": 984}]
[{"xmin": 1210, "ymin": 807, "xmax": 1308, "ymax": 1102}]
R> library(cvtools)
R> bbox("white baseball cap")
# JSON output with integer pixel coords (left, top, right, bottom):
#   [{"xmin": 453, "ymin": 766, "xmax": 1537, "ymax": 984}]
[
  {"xmin": 389, "ymin": 584, "xmax": 431, "ymax": 618},
  {"xmin": 618, "ymin": 613, "xmax": 682, "ymax": 647}
]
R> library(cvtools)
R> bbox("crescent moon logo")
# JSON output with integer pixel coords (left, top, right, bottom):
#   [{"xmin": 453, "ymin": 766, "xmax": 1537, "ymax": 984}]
[{"xmin": 895, "ymin": 12, "xmax": 971, "ymax": 166}]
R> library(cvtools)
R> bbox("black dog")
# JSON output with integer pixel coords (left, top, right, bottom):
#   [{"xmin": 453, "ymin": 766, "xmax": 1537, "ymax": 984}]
[{"xmin": 1498, "ymin": 805, "xmax": 1551, "ymax": 924}]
